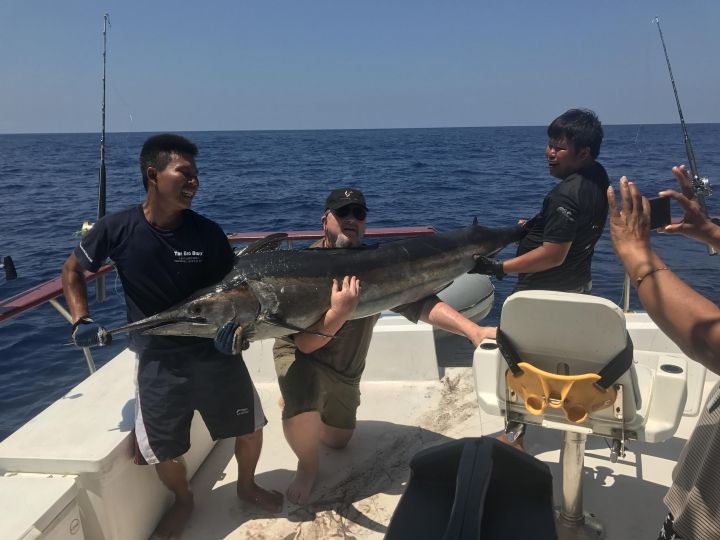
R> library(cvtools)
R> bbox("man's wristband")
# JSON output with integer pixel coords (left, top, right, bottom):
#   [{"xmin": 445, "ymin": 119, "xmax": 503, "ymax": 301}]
[{"xmin": 71, "ymin": 316, "xmax": 93, "ymax": 335}]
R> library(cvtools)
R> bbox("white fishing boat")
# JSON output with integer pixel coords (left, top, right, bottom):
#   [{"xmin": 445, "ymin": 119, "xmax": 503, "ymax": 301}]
[{"xmin": 0, "ymin": 226, "xmax": 714, "ymax": 540}]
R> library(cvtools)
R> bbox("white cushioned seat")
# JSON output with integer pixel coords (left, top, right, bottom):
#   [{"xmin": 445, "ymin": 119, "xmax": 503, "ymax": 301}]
[{"xmin": 474, "ymin": 290, "xmax": 688, "ymax": 442}]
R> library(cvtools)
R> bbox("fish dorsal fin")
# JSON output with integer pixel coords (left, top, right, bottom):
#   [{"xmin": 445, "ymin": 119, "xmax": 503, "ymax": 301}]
[
  {"xmin": 236, "ymin": 233, "xmax": 288, "ymax": 256},
  {"xmin": 264, "ymin": 314, "xmax": 334, "ymax": 339}
]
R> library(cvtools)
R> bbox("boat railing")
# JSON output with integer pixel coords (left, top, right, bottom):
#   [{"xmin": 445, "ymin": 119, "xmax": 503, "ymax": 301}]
[
  {"xmin": 0, "ymin": 226, "xmax": 437, "ymax": 373},
  {"xmin": 623, "ymin": 273, "xmax": 631, "ymax": 312}
]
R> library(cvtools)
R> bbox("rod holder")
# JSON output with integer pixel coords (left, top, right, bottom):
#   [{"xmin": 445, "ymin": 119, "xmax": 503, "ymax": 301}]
[{"xmin": 1, "ymin": 256, "xmax": 17, "ymax": 280}]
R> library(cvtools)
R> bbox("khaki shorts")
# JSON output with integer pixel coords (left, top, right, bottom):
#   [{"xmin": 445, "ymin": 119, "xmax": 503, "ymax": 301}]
[{"xmin": 274, "ymin": 353, "xmax": 361, "ymax": 429}]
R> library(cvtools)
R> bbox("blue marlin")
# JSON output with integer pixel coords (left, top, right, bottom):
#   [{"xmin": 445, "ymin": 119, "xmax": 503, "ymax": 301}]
[{"xmin": 106, "ymin": 222, "xmax": 525, "ymax": 345}]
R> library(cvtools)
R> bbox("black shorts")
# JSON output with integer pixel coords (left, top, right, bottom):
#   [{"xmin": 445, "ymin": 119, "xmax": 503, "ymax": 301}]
[{"xmin": 133, "ymin": 349, "xmax": 266, "ymax": 465}]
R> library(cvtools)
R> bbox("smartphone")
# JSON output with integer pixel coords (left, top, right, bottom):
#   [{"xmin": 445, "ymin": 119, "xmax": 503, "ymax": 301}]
[{"xmin": 649, "ymin": 196, "xmax": 672, "ymax": 229}]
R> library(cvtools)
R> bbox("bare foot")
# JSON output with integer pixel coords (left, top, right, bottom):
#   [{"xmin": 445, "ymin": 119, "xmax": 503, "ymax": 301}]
[
  {"xmin": 237, "ymin": 483, "xmax": 284, "ymax": 513},
  {"xmin": 152, "ymin": 494, "xmax": 194, "ymax": 539},
  {"xmin": 286, "ymin": 463, "xmax": 318, "ymax": 504},
  {"xmin": 469, "ymin": 325, "xmax": 497, "ymax": 348}
]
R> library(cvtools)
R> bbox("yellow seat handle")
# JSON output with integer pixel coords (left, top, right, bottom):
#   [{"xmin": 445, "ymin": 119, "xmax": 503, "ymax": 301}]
[{"xmin": 507, "ymin": 362, "xmax": 616, "ymax": 423}]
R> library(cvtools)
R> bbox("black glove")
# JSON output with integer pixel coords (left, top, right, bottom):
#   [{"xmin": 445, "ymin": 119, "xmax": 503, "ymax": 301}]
[
  {"xmin": 214, "ymin": 321, "xmax": 248, "ymax": 355},
  {"xmin": 521, "ymin": 215, "xmax": 538, "ymax": 233},
  {"xmin": 470, "ymin": 255, "xmax": 506, "ymax": 279},
  {"xmin": 71, "ymin": 316, "xmax": 111, "ymax": 348}
]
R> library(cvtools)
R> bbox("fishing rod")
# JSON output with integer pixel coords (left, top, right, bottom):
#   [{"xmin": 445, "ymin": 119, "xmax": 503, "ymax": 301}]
[
  {"xmin": 97, "ymin": 13, "xmax": 110, "ymax": 301},
  {"xmin": 654, "ymin": 16, "xmax": 716, "ymax": 255},
  {"xmin": 98, "ymin": 13, "xmax": 109, "ymax": 221}
]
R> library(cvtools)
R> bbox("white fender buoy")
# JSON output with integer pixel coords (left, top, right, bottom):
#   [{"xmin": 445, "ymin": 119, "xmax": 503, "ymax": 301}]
[{"xmin": 437, "ymin": 273, "xmax": 494, "ymax": 322}]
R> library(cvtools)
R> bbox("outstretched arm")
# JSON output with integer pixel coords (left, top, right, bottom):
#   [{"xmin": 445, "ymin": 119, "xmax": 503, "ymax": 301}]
[
  {"xmin": 502, "ymin": 241, "xmax": 571, "ymax": 274},
  {"xmin": 419, "ymin": 298, "xmax": 496, "ymax": 347},
  {"xmin": 61, "ymin": 253, "xmax": 111, "ymax": 348},
  {"xmin": 473, "ymin": 241, "xmax": 571, "ymax": 279},
  {"xmin": 608, "ymin": 176, "xmax": 720, "ymax": 374},
  {"xmin": 294, "ymin": 276, "xmax": 360, "ymax": 354},
  {"xmin": 61, "ymin": 253, "xmax": 91, "ymax": 322}
]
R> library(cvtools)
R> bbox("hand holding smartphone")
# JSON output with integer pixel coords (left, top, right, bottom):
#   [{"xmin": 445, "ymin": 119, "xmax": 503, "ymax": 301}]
[{"xmin": 648, "ymin": 196, "xmax": 672, "ymax": 229}]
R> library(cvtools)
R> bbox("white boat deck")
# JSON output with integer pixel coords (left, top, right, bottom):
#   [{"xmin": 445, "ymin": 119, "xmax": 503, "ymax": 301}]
[
  {"xmin": 185, "ymin": 369, "xmax": 492, "ymax": 539},
  {"xmin": 182, "ymin": 369, "xmax": 716, "ymax": 540},
  {"xmin": 0, "ymin": 310, "xmax": 715, "ymax": 540}
]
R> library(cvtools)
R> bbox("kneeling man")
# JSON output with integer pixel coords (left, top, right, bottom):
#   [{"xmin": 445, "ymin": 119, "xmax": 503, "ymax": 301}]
[{"xmin": 274, "ymin": 188, "xmax": 495, "ymax": 504}]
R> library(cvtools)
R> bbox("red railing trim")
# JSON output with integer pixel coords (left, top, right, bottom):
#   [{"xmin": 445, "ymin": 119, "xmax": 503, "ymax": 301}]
[{"xmin": 0, "ymin": 264, "xmax": 114, "ymax": 322}]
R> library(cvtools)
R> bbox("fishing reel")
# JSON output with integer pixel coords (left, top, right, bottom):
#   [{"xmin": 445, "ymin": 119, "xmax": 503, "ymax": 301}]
[
  {"xmin": 1, "ymin": 256, "xmax": 17, "ymax": 281},
  {"xmin": 695, "ymin": 176, "xmax": 712, "ymax": 198}
]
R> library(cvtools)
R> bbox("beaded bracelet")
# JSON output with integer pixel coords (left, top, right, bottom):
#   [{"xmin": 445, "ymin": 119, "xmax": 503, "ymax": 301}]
[{"xmin": 636, "ymin": 267, "xmax": 669, "ymax": 288}]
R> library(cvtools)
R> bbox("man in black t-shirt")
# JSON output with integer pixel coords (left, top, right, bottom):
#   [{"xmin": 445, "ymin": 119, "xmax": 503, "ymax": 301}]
[
  {"xmin": 474, "ymin": 108, "xmax": 608, "ymax": 294},
  {"xmin": 472, "ymin": 109, "xmax": 608, "ymax": 449},
  {"xmin": 61, "ymin": 134, "xmax": 282, "ymax": 539}
]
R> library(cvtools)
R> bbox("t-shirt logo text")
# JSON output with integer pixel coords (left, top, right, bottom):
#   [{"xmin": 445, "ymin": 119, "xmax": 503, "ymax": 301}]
[{"xmin": 173, "ymin": 250, "xmax": 204, "ymax": 263}]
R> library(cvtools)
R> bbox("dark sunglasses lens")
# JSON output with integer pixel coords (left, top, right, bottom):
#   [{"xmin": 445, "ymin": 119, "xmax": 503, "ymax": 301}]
[{"xmin": 334, "ymin": 206, "xmax": 366, "ymax": 220}]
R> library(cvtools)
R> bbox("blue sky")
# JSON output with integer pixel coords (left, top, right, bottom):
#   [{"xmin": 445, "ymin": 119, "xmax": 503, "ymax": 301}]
[{"xmin": 1, "ymin": 1, "xmax": 718, "ymax": 134}]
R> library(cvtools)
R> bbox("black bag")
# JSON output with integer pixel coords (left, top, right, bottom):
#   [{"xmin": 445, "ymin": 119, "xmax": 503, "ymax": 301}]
[{"xmin": 385, "ymin": 437, "xmax": 557, "ymax": 540}]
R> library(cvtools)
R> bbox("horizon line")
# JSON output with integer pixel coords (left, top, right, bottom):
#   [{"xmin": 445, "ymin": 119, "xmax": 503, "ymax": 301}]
[{"xmin": 1, "ymin": 121, "xmax": 718, "ymax": 137}]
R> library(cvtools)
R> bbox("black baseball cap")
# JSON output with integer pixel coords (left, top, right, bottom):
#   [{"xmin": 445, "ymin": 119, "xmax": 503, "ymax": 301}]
[{"xmin": 324, "ymin": 188, "xmax": 368, "ymax": 211}]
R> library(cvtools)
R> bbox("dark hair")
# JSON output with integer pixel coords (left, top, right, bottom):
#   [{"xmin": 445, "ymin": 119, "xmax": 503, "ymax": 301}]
[
  {"xmin": 547, "ymin": 109, "xmax": 603, "ymax": 159},
  {"xmin": 139, "ymin": 134, "xmax": 198, "ymax": 191}
]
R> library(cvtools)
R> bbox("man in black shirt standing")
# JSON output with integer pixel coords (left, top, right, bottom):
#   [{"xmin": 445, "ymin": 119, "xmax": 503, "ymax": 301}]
[
  {"xmin": 473, "ymin": 109, "xmax": 608, "ymax": 448},
  {"xmin": 61, "ymin": 134, "xmax": 282, "ymax": 539},
  {"xmin": 475, "ymin": 108, "xmax": 608, "ymax": 293}
]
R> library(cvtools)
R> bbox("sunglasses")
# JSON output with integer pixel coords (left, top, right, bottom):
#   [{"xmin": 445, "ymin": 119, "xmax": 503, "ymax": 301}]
[{"xmin": 333, "ymin": 205, "xmax": 367, "ymax": 221}]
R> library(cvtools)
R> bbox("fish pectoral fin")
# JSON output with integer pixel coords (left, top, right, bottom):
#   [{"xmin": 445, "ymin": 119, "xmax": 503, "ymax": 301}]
[
  {"xmin": 264, "ymin": 315, "xmax": 334, "ymax": 339},
  {"xmin": 246, "ymin": 279, "xmax": 279, "ymax": 313},
  {"xmin": 214, "ymin": 321, "xmax": 247, "ymax": 355},
  {"xmin": 236, "ymin": 232, "xmax": 288, "ymax": 256}
]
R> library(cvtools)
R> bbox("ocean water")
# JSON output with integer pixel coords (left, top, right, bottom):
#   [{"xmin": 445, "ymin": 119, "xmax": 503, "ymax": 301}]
[{"xmin": 1, "ymin": 125, "xmax": 720, "ymax": 441}]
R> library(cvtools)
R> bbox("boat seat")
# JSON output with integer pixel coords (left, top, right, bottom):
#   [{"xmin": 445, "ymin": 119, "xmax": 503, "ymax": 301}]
[
  {"xmin": 474, "ymin": 290, "xmax": 687, "ymax": 442},
  {"xmin": 385, "ymin": 437, "xmax": 556, "ymax": 540},
  {"xmin": 473, "ymin": 290, "xmax": 689, "ymax": 536}
]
